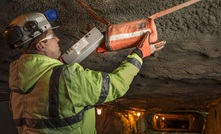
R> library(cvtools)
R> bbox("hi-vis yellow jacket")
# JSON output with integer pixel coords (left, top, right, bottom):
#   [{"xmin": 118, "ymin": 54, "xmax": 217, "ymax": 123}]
[{"xmin": 9, "ymin": 53, "xmax": 143, "ymax": 134}]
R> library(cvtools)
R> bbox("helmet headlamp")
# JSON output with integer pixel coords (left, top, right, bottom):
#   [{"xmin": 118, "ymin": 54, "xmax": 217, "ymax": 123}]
[{"xmin": 2, "ymin": 9, "xmax": 59, "ymax": 49}]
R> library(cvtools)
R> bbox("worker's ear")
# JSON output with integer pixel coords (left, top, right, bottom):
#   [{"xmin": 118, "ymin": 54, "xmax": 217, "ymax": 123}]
[{"xmin": 35, "ymin": 42, "xmax": 45, "ymax": 51}]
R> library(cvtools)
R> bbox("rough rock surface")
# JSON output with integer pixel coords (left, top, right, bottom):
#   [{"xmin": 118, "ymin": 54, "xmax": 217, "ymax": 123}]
[{"xmin": 0, "ymin": 0, "xmax": 220, "ymax": 133}]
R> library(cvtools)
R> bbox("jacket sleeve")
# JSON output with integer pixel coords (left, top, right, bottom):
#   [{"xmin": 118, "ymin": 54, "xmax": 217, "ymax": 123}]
[{"xmin": 61, "ymin": 53, "xmax": 143, "ymax": 107}]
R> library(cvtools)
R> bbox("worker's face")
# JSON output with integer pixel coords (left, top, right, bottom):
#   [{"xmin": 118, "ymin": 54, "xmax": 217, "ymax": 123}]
[{"xmin": 37, "ymin": 30, "xmax": 61, "ymax": 59}]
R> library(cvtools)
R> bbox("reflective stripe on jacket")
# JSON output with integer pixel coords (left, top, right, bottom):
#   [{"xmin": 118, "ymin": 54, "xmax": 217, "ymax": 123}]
[{"xmin": 9, "ymin": 53, "xmax": 142, "ymax": 134}]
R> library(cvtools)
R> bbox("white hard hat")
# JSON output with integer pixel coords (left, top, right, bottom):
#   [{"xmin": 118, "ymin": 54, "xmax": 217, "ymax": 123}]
[{"xmin": 2, "ymin": 12, "xmax": 59, "ymax": 49}]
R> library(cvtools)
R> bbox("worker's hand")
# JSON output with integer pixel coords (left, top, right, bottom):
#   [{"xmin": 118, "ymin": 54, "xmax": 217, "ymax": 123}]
[{"xmin": 132, "ymin": 32, "xmax": 166, "ymax": 58}]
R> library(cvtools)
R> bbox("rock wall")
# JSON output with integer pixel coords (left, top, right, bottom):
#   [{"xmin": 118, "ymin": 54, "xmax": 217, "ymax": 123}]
[
  {"xmin": 0, "ymin": 0, "xmax": 221, "ymax": 133},
  {"xmin": 204, "ymin": 101, "xmax": 221, "ymax": 134}
]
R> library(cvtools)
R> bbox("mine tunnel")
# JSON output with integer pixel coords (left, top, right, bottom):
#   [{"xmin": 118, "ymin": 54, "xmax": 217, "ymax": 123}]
[{"xmin": 0, "ymin": 0, "xmax": 221, "ymax": 133}]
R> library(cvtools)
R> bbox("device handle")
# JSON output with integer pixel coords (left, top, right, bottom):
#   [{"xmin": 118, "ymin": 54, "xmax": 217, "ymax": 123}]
[
  {"xmin": 75, "ymin": 0, "xmax": 111, "ymax": 26},
  {"xmin": 149, "ymin": 0, "xmax": 201, "ymax": 20}
]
